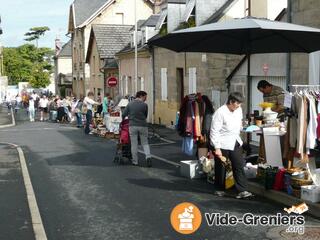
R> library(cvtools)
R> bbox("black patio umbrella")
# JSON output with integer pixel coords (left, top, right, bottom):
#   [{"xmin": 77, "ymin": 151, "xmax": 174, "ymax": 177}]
[
  {"xmin": 149, "ymin": 17, "xmax": 320, "ymax": 54},
  {"xmin": 149, "ymin": 17, "xmax": 320, "ymax": 110}
]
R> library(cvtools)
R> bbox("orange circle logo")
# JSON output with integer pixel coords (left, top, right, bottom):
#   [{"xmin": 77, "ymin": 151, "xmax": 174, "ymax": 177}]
[{"xmin": 170, "ymin": 202, "xmax": 202, "ymax": 234}]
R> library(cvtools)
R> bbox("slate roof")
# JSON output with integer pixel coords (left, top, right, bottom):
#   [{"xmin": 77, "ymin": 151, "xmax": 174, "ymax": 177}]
[
  {"xmin": 141, "ymin": 14, "xmax": 160, "ymax": 27},
  {"xmin": 130, "ymin": 20, "xmax": 147, "ymax": 31},
  {"xmin": 88, "ymin": 24, "xmax": 133, "ymax": 60},
  {"xmin": 58, "ymin": 40, "xmax": 72, "ymax": 57},
  {"xmin": 167, "ymin": 0, "xmax": 186, "ymax": 4},
  {"xmin": 117, "ymin": 42, "xmax": 149, "ymax": 55},
  {"xmin": 73, "ymin": 0, "xmax": 113, "ymax": 27},
  {"xmin": 72, "ymin": 0, "xmax": 155, "ymax": 28}
]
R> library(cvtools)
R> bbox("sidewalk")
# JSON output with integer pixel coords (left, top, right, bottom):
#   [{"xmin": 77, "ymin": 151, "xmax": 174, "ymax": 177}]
[
  {"xmin": 151, "ymin": 124, "xmax": 320, "ymax": 219},
  {"xmin": 0, "ymin": 144, "xmax": 34, "ymax": 240},
  {"xmin": 0, "ymin": 104, "xmax": 13, "ymax": 126}
]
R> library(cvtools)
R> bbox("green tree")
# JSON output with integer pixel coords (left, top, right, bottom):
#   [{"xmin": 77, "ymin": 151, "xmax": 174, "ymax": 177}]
[
  {"xmin": 24, "ymin": 26, "xmax": 50, "ymax": 47},
  {"xmin": 3, "ymin": 44, "xmax": 54, "ymax": 88}
]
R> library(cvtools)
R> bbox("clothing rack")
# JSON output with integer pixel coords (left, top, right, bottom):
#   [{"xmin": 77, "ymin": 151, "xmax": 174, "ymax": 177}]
[{"xmin": 290, "ymin": 84, "xmax": 320, "ymax": 92}]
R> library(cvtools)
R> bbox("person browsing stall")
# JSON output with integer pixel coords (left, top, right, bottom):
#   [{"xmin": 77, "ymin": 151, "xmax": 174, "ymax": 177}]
[
  {"xmin": 257, "ymin": 80, "xmax": 285, "ymax": 114},
  {"xmin": 122, "ymin": 91, "xmax": 151, "ymax": 167},
  {"xmin": 83, "ymin": 92, "xmax": 100, "ymax": 134},
  {"xmin": 210, "ymin": 92, "xmax": 253, "ymax": 199}
]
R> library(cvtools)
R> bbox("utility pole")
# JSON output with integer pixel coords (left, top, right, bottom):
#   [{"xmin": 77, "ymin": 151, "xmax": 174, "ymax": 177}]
[{"xmin": 134, "ymin": 0, "xmax": 138, "ymax": 94}]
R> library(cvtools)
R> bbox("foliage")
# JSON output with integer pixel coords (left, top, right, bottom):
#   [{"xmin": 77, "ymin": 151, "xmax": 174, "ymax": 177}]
[
  {"xmin": 24, "ymin": 26, "xmax": 50, "ymax": 47},
  {"xmin": 159, "ymin": 24, "xmax": 168, "ymax": 36},
  {"xmin": 3, "ymin": 44, "xmax": 54, "ymax": 88},
  {"xmin": 177, "ymin": 16, "xmax": 196, "ymax": 30}
]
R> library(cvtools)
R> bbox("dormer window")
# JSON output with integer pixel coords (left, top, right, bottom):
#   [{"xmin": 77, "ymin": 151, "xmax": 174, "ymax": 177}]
[
  {"xmin": 182, "ymin": 0, "xmax": 195, "ymax": 23},
  {"xmin": 155, "ymin": 8, "xmax": 167, "ymax": 31},
  {"xmin": 142, "ymin": 29, "xmax": 146, "ymax": 45}
]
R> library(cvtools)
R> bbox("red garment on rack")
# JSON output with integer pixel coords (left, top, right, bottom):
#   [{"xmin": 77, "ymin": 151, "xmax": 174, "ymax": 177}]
[{"xmin": 317, "ymin": 114, "xmax": 320, "ymax": 139}]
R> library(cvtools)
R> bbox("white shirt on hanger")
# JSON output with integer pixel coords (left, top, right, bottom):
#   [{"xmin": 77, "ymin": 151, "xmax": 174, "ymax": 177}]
[
  {"xmin": 306, "ymin": 94, "xmax": 318, "ymax": 153},
  {"xmin": 210, "ymin": 104, "xmax": 243, "ymax": 151}
]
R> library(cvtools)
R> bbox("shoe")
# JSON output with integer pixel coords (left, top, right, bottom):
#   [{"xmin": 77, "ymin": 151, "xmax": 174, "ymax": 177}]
[
  {"xmin": 214, "ymin": 191, "xmax": 226, "ymax": 197},
  {"xmin": 236, "ymin": 191, "xmax": 253, "ymax": 199},
  {"xmin": 146, "ymin": 158, "xmax": 152, "ymax": 167},
  {"xmin": 132, "ymin": 161, "xmax": 139, "ymax": 166}
]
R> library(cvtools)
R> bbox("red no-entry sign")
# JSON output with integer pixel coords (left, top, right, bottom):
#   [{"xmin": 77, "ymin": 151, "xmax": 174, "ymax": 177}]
[{"xmin": 107, "ymin": 77, "xmax": 118, "ymax": 87}]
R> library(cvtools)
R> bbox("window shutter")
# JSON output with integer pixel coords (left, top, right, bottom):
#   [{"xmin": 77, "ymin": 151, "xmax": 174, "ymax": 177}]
[
  {"xmin": 188, "ymin": 67, "xmax": 197, "ymax": 94},
  {"xmin": 161, "ymin": 68, "xmax": 168, "ymax": 101}
]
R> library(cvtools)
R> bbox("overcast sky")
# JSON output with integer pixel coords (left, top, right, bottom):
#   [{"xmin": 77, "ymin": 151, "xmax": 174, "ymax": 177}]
[{"xmin": 0, "ymin": 0, "xmax": 73, "ymax": 49}]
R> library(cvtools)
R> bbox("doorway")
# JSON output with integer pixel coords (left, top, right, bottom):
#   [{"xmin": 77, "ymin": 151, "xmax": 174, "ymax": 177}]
[{"xmin": 176, "ymin": 68, "xmax": 184, "ymax": 104}]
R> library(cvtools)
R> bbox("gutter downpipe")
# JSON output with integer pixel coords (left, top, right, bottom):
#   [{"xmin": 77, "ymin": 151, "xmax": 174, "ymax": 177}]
[
  {"xmin": 286, "ymin": 0, "xmax": 292, "ymax": 90},
  {"xmin": 152, "ymin": 46, "xmax": 156, "ymax": 124}
]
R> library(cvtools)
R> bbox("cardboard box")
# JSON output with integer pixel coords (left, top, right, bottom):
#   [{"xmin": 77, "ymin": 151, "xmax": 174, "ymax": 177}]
[
  {"xmin": 180, "ymin": 160, "xmax": 204, "ymax": 179},
  {"xmin": 301, "ymin": 185, "xmax": 320, "ymax": 203}
]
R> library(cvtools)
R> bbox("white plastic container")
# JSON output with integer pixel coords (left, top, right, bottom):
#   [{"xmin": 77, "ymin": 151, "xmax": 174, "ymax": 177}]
[
  {"xmin": 180, "ymin": 160, "xmax": 203, "ymax": 179},
  {"xmin": 301, "ymin": 185, "xmax": 320, "ymax": 203}
]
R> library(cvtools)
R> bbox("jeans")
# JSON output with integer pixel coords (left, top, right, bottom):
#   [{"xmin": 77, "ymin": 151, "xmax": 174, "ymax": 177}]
[
  {"xmin": 29, "ymin": 108, "xmax": 35, "ymax": 121},
  {"xmin": 85, "ymin": 110, "xmax": 92, "ymax": 134},
  {"xmin": 129, "ymin": 126, "xmax": 151, "ymax": 164},
  {"xmin": 76, "ymin": 112, "xmax": 82, "ymax": 127}
]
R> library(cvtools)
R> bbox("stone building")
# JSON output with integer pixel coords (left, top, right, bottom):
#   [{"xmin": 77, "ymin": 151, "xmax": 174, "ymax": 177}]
[
  {"xmin": 116, "ymin": 14, "xmax": 160, "ymax": 123},
  {"xmin": 55, "ymin": 40, "xmax": 73, "ymax": 97},
  {"xmin": 152, "ymin": 0, "xmax": 271, "ymax": 126},
  {"xmin": 289, "ymin": 0, "xmax": 320, "ymax": 86},
  {"xmin": 68, "ymin": 0, "xmax": 155, "ymax": 97},
  {"xmin": 86, "ymin": 24, "xmax": 132, "ymax": 99}
]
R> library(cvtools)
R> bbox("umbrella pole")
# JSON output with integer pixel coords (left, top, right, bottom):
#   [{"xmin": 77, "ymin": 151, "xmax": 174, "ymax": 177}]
[
  {"xmin": 247, "ymin": 54, "xmax": 251, "ymax": 115},
  {"xmin": 247, "ymin": 53, "xmax": 252, "ymax": 155}
]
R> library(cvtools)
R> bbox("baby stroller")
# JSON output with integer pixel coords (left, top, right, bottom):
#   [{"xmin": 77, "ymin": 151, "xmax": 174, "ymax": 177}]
[{"xmin": 113, "ymin": 119, "xmax": 132, "ymax": 164}]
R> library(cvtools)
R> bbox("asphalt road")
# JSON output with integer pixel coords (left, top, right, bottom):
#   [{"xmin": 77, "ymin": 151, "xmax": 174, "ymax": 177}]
[{"xmin": 0, "ymin": 107, "xmax": 320, "ymax": 240}]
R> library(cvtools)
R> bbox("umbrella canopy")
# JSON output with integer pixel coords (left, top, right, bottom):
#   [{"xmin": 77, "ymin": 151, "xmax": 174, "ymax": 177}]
[{"xmin": 149, "ymin": 17, "xmax": 320, "ymax": 54}]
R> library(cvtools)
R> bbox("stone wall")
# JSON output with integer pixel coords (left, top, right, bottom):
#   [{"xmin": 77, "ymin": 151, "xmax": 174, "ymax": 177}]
[
  {"xmin": 154, "ymin": 47, "xmax": 241, "ymax": 126},
  {"xmin": 291, "ymin": 0, "xmax": 320, "ymax": 85}
]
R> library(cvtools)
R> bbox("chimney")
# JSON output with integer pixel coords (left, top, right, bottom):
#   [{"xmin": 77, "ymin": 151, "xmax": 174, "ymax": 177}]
[{"xmin": 55, "ymin": 38, "xmax": 62, "ymax": 56}]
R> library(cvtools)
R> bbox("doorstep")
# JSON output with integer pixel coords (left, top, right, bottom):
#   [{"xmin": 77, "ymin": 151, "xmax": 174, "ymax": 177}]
[{"xmin": 247, "ymin": 181, "xmax": 320, "ymax": 218}]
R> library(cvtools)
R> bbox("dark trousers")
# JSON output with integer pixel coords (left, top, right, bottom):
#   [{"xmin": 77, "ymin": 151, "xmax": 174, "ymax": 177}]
[
  {"xmin": 214, "ymin": 143, "xmax": 247, "ymax": 192},
  {"xmin": 85, "ymin": 110, "xmax": 92, "ymax": 134}
]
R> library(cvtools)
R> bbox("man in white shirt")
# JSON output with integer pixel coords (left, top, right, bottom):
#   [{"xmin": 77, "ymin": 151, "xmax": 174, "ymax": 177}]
[{"xmin": 210, "ymin": 92, "xmax": 253, "ymax": 199}]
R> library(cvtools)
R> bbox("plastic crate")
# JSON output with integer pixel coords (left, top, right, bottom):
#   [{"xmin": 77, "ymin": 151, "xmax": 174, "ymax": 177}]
[
  {"xmin": 301, "ymin": 185, "xmax": 320, "ymax": 203},
  {"xmin": 180, "ymin": 160, "xmax": 204, "ymax": 179}
]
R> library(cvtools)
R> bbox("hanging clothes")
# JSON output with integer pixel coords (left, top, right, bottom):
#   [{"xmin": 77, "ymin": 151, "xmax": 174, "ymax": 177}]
[
  {"xmin": 296, "ymin": 94, "xmax": 306, "ymax": 155},
  {"xmin": 306, "ymin": 94, "xmax": 318, "ymax": 153}
]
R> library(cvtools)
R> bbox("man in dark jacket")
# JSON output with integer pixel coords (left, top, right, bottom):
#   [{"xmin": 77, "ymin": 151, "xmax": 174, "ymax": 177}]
[{"xmin": 122, "ymin": 91, "xmax": 151, "ymax": 167}]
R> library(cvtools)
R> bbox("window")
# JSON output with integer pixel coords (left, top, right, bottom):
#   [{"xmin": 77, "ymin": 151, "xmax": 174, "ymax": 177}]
[
  {"xmin": 128, "ymin": 76, "xmax": 132, "ymax": 95},
  {"xmin": 161, "ymin": 68, "xmax": 168, "ymax": 101},
  {"xmin": 309, "ymin": 51, "xmax": 320, "ymax": 84},
  {"xmin": 92, "ymin": 56, "xmax": 95, "ymax": 76},
  {"xmin": 140, "ymin": 77, "xmax": 144, "ymax": 91},
  {"xmin": 121, "ymin": 75, "xmax": 128, "ymax": 96},
  {"xmin": 116, "ymin": 13, "xmax": 124, "ymax": 24},
  {"xmin": 188, "ymin": 67, "xmax": 197, "ymax": 94}
]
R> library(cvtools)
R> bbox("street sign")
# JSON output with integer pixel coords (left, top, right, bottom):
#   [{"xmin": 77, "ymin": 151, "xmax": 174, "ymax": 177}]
[{"xmin": 107, "ymin": 77, "xmax": 118, "ymax": 87}]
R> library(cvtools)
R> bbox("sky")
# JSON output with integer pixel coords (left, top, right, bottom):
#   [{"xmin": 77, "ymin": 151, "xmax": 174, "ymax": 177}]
[{"xmin": 0, "ymin": 0, "xmax": 73, "ymax": 49}]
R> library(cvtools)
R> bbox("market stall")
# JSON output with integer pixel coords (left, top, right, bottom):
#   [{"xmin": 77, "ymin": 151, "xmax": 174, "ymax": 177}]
[{"xmin": 149, "ymin": 17, "xmax": 320, "ymax": 202}]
